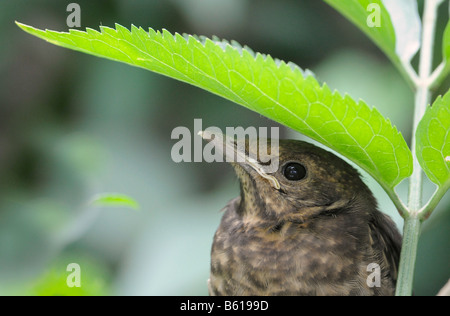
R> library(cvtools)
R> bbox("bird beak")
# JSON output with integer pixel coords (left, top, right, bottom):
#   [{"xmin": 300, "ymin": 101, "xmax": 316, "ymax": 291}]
[{"xmin": 198, "ymin": 130, "xmax": 281, "ymax": 190}]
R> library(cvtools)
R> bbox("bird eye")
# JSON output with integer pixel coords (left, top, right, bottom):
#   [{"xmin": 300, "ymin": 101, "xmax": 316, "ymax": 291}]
[{"xmin": 283, "ymin": 162, "xmax": 307, "ymax": 181}]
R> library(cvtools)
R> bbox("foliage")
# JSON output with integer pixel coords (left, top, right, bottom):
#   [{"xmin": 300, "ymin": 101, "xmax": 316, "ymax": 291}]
[{"xmin": 15, "ymin": 0, "xmax": 450, "ymax": 296}]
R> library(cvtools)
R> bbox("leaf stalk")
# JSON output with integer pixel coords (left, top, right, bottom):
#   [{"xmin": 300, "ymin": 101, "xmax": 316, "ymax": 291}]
[{"xmin": 396, "ymin": 0, "xmax": 443, "ymax": 296}]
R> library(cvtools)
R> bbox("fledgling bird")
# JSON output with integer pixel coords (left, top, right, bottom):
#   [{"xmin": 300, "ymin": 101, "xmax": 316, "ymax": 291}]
[{"xmin": 200, "ymin": 131, "xmax": 402, "ymax": 296}]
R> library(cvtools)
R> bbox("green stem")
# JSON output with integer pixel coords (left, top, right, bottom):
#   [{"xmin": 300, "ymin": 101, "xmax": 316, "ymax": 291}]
[
  {"xmin": 385, "ymin": 187, "xmax": 409, "ymax": 219},
  {"xmin": 419, "ymin": 180, "xmax": 450, "ymax": 220},
  {"xmin": 396, "ymin": 0, "xmax": 443, "ymax": 296},
  {"xmin": 430, "ymin": 61, "xmax": 446, "ymax": 89},
  {"xmin": 395, "ymin": 216, "xmax": 422, "ymax": 296},
  {"xmin": 407, "ymin": 86, "xmax": 430, "ymax": 211}
]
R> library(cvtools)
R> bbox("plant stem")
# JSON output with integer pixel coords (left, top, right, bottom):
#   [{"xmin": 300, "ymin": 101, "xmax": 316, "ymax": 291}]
[
  {"xmin": 395, "ymin": 216, "xmax": 422, "ymax": 296},
  {"xmin": 419, "ymin": 180, "xmax": 450, "ymax": 220},
  {"xmin": 386, "ymin": 188, "xmax": 409, "ymax": 219},
  {"xmin": 408, "ymin": 87, "xmax": 429, "ymax": 212},
  {"xmin": 429, "ymin": 61, "xmax": 446, "ymax": 89},
  {"xmin": 396, "ymin": 0, "xmax": 443, "ymax": 296}
]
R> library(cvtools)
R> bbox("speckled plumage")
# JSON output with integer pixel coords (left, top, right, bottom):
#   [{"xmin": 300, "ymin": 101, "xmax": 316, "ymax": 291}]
[{"xmin": 207, "ymin": 139, "xmax": 402, "ymax": 296}]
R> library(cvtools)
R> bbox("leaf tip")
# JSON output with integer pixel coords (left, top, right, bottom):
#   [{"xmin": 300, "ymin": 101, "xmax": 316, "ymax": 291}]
[{"xmin": 15, "ymin": 21, "xmax": 33, "ymax": 32}]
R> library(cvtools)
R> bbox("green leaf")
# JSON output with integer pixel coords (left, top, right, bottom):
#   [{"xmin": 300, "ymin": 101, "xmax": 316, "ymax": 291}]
[
  {"xmin": 441, "ymin": 20, "xmax": 450, "ymax": 81},
  {"xmin": 443, "ymin": 13, "xmax": 450, "ymax": 60},
  {"xmin": 16, "ymin": 22, "xmax": 413, "ymax": 193},
  {"xmin": 416, "ymin": 90, "xmax": 450, "ymax": 190},
  {"xmin": 323, "ymin": 0, "xmax": 399, "ymax": 66},
  {"xmin": 90, "ymin": 193, "xmax": 140, "ymax": 210},
  {"xmin": 381, "ymin": 0, "xmax": 421, "ymax": 64},
  {"xmin": 30, "ymin": 259, "xmax": 109, "ymax": 296}
]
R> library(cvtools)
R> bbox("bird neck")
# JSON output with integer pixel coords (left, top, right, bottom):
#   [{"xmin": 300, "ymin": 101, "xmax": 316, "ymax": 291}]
[{"xmin": 237, "ymin": 174, "xmax": 267, "ymax": 217}]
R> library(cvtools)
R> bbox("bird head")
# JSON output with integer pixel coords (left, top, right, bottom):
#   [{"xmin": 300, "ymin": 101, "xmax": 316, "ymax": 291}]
[{"xmin": 199, "ymin": 130, "xmax": 376, "ymax": 223}]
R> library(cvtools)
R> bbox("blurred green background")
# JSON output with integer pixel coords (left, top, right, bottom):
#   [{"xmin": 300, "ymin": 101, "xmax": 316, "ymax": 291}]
[{"xmin": 0, "ymin": 0, "xmax": 448, "ymax": 296}]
